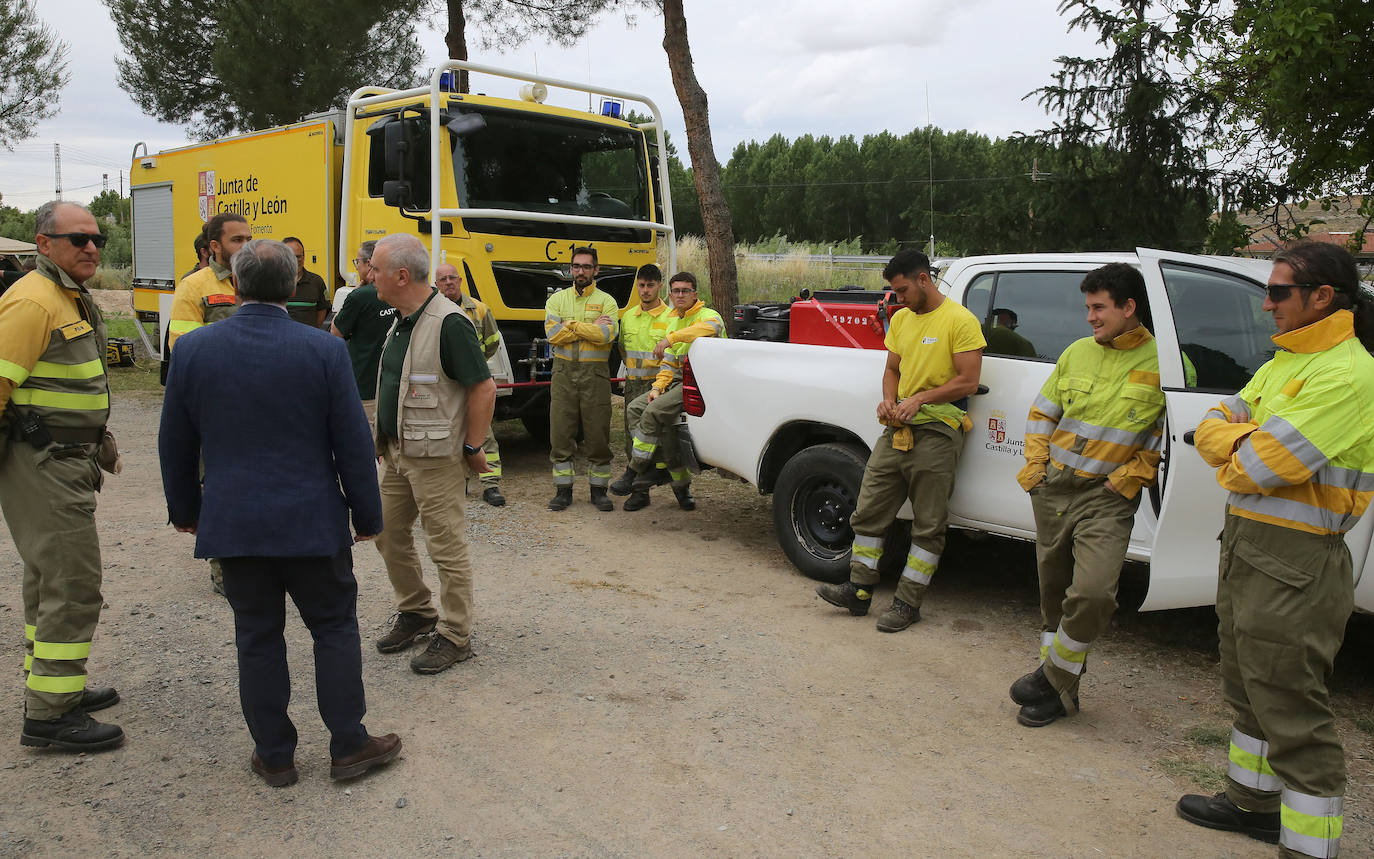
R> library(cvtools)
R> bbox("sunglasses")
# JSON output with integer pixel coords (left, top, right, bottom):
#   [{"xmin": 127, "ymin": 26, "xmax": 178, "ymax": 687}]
[
  {"xmin": 1266, "ymin": 282, "xmax": 1318, "ymax": 303},
  {"xmin": 44, "ymin": 232, "xmax": 107, "ymax": 249}
]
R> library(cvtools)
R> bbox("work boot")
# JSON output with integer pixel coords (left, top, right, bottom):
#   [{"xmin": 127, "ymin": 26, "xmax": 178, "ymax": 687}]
[
  {"xmin": 653, "ymin": 467, "xmax": 672, "ymax": 486},
  {"xmin": 21, "ymin": 710, "xmax": 124, "ymax": 752},
  {"xmin": 875, "ymin": 597, "xmax": 920, "ymax": 632},
  {"xmin": 548, "ymin": 486, "xmax": 573, "ymax": 511},
  {"xmin": 80, "ymin": 686, "xmax": 120, "ymax": 713},
  {"xmin": 331, "ymin": 733, "xmax": 402, "ymax": 780},
  {"xmin": 1175, "ymin": 792, "xmax": 1280, "ymax": 843},
  {"xmin": 375, "ymin": 611, "xmax": 436, "ymax": 654},
  {"xmin": 590, "ymin": 486, "xmax": 615, "ymax": 512},
  {"xmin": 1017, "ymin": 695, "xmax": 1078, "ymax": 727},
  {"xmin": 482, "ymin": 487, "xmax": 506, "ymax": 507},
  {"xmin": 815, "ymin": 581, "xmax": 872, "ymax": 616},
  {"xmin": 410, "ymin": 636, "xmax": 473, "ymax": 675},
  {"xmin": 251, "ymin": 752, "xmax": 298, "ymax": 787},
  {"xmin": 1009, "ymin": 665, "xmax": 1057, "ymax": 706},
  {"xmin": 609, "ymin": 468, "xmax": 638, "ymax": 496},
  {"xmin": 673, "ymin": 485, "xmax": 696, "ymax": 511},
  {"xmin": 623, "ymin": 489, "xmax": 651, "ymax": 511}
]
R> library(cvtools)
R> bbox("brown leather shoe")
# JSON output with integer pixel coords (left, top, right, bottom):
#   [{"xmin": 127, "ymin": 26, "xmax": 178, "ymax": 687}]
[
  {"xmin": 250, "ymin": 752, "xmax": 298, "ymax": 787},
  {"xmin": 330, "ymin": 733, "xmax": 402, "ymax": 780}
]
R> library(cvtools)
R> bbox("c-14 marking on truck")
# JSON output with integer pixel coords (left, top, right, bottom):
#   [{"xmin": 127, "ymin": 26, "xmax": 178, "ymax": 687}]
[{"xmin": 681, "ymin": 248, "xmax": 1374, "ymax": 612}]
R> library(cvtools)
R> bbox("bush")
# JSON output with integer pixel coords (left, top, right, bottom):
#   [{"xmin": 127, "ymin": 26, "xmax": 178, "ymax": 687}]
[{"xmin": 86, "ymin": 266, "xmax": 132, "ymax": 290}]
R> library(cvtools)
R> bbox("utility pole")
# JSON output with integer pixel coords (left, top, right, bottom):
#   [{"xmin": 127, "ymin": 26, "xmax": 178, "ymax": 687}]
[{"xmin": 54, "ymin": 143, "xmax": 62, "ymax": 200}]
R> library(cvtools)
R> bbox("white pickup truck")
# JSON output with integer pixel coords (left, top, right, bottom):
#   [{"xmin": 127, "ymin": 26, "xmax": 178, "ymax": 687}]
[{"xmin": 681, "ymin": 248, "xmax": 1374, "ymax": 612}]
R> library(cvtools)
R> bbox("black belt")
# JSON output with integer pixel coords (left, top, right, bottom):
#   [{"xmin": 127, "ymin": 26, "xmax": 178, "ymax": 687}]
[{"xmin": 48, "ymin": 426, "xmax": 103, "ymax": 445}]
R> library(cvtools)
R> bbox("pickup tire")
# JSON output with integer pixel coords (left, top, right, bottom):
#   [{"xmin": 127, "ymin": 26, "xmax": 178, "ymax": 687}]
[{"xmin": 772, "ymin": 443, "xmax": 867, "ymax": 583}]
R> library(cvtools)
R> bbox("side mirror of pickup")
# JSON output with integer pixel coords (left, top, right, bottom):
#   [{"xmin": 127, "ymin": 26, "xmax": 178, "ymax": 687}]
[{"xmin": 368, "ymin": 115, "xmax": 431, "ymax": 210}]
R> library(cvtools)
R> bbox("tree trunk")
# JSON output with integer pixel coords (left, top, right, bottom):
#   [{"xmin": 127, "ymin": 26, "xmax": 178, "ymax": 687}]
[
  {"xmin": 445, "ymin": 0, "xmax": 469, "ymax": 93},
  {"xmin": 661, "ymin": 0, "xmax": 737, "ymax": 318}
]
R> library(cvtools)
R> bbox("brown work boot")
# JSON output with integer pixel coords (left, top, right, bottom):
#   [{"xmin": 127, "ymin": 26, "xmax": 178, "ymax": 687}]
[
  {"xmin": 251, "ymin": 752, "xmax": 298, "ymax": 787},
  {"xmin": 875, "ymin": 597, "xmax": 920, "ymax": 632},
  {"xmin": 375, "ymin": 612, "xmax": 437, "ymax": 654},
  {"xmin": 815, "ymin": 580, "xmax": 872, "ymax": 616},
  {"xmin": 330, "ymin": 733, "xmax": 402, "ymax": 780},
  {"xmin": 409, "ymin": 635, "xmax": 473, "ymax": 675}
]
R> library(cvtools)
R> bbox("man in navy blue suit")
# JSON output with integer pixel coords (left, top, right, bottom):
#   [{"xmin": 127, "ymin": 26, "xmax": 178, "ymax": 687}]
[{"xmin": 159, "ymin": 239, "xmax": 401, "ymax": 787}]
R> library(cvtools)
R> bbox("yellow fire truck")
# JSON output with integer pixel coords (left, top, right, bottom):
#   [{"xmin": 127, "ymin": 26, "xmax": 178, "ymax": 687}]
[{"xmin": 129, "ymin": 61, "xmax": 676, "ymax": 433}]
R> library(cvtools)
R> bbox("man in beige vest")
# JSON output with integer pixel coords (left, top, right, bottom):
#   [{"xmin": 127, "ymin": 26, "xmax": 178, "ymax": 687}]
[{"xmin": 370, "ymin": 235, "xmax": 496, "ymax": 675}]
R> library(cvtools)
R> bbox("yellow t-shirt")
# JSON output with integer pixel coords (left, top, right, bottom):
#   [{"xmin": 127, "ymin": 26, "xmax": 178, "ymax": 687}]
[{"xmin": 884, "ymin": 296, "xmax": 985, "ymax": 400}]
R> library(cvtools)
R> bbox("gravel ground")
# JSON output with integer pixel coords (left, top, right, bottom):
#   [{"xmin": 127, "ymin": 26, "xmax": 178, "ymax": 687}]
[{"xmin": 0, "ymin": 367, "xmax": 1372, "ymax": 856}]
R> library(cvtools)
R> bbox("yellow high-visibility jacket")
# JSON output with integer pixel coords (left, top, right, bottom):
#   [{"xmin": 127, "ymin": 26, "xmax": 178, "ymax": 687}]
[
  {"xmin": 1017, "ymin": 325, "xmax": 1165, "ymax": 499},
  {"xmin": 652, "ymin": 300, "xmax": 725, "ymax": 392},
  {"xmin": 544, "ymin": 284, "xmax": 619, "ymax": 364},
  {"xmin": 619, "ymin": 300, "xmax": 671, "ymax": 381},
  {"xmin": 459, "ymin": 293, "xmax": 501, "ymax": 360},
  {"xmin": 168, "ymin": 261, "xmax": 236, "ymax": 350},
  {"xmin": 1195, "ymin": 309, "xmax": 1374, "ymax": 535}
]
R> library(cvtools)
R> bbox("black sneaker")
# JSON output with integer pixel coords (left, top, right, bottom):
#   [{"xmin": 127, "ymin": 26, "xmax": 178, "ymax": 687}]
[
  {"xmin": 1176, "ymin": 792, "xmax": 1280, "ymax": 843},
  {"xmin": 815, "ymin": 581, "xmax": 872, "ymax": 616},
  {"xmin": 375, "ymin": 611, "xmax": 437, "ymax": 654},
  {"xmin": 875, "ymin": 597, "xmax": 920, "ymax": 632},
  {"xmin": 481, "ymin": 487, "xmax": 506, "ymax": 507},
  {"xmin": 21, "ymin": 710, "xmax": 124, "ymax": 752},
  {"xmin": 1010, "ymin": 665, "xmax": 1057, "ymax": 706},
  {"xmin": 410, "ymin": 636, "xmax": 473, "ymax": 675}
]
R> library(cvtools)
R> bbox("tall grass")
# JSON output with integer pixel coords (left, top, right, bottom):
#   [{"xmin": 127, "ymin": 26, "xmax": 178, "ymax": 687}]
[
  {"xmin": 673, "ymin": 236, "xmax": 887, "ymax": 305},
  {"xmin": 87, "ymin": 266, "xmax": 132, "ymax": 290}
]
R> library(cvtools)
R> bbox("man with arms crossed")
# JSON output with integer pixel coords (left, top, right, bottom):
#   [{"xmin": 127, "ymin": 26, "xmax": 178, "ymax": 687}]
[
  {"xmin": 815, "ymin": 249, "xmax": 984, "ymax": 631},
  {"xmin": 1009, "ymin": 263, "xmax": 1165, "ymax": 727},
  {"xmin": 1176, "ymin": 241, "xmax": 1374, "ymax": 858}
]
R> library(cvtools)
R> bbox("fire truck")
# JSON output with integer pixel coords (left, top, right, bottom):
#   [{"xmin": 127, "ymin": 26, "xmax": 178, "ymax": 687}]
[{"xmin": 128, "ymin": 61, "xmax": 676, "ymax": 435}]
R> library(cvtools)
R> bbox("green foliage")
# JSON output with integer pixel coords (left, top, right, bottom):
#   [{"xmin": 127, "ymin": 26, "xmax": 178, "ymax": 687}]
[
  {"xmin": 1032, "ymin": 0, "xmax": 1213, "ymax": 252},
  {"xmin": 0, "ymin": 0, "xmax": 69, "ymax": 149},
  {"xmin": 89, "ymin": 190, "xmax": 131, "ymax": 225},
  {"xmin": 0, "ymin": 202, "xmax": 35, "ymax": 242},
  {"xmin": 1204, "ymin": 210, "xmax": 1251, "ymax": 256},
  {"xmin": 1183, "ymin": 724, "xmax": 1230, "ymax": 749},
  {"xmin": 1155, "ymin": 757, "xmax": 1227, "ymax": 792},
  {"xmin": 106, "ymin": 0, "xmax": 424, "ymax": 139}
]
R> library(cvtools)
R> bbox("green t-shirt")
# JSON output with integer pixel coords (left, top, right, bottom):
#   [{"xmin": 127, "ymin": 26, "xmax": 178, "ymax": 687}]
[
  {"xmin": 287, "ymin": 271, "xmax": 330, "ymax": 326},
  {"xmin": 376, "ymin": 290, "xmax": 492, "ymax": 439},
  {"xmin": 333, "ymin": 283, "xmax": 397, "ymax": 399}
]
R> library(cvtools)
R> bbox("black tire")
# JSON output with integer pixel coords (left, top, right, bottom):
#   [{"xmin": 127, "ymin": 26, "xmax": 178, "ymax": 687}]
[
  {"xmin": 520, "ymin": 413, "xmax": 551, "ymax": 445},
  {"xmin": 771, "ymin": 443, "xmax": 868, "ymax": 583}
]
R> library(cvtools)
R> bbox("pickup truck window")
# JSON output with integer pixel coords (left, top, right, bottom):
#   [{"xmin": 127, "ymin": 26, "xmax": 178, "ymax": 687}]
[
  {"xmin": 1162, "ymin": 263, "xmax": 1275, "ymax": 393},
  {"xmin": 967, "ymin": 270, "xmax": 1089, "ymax": 362}
]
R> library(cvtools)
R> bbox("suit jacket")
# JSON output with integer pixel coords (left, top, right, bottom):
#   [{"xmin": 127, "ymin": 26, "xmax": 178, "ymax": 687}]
[{"xmin": 159, "ymin": 303, "xmax": 383, "ymax": 559}]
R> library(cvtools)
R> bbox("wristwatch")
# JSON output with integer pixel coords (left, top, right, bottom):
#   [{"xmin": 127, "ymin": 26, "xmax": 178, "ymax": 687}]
[{"xmin": 462, "ymin": 442, "xmax": 481, "ymax": 456}]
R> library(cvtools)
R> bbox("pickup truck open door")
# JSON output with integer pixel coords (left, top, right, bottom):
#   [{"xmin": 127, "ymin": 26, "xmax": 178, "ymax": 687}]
[{"xmin": 1140, "ymin": 248, "xmax": 1374, "ymax": 609}]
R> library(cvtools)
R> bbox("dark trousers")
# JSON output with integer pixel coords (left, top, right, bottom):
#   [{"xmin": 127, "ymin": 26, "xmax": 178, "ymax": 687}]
[{"xmin": 219, "ymin": 550, "xmax": 369, "ymax": 766}]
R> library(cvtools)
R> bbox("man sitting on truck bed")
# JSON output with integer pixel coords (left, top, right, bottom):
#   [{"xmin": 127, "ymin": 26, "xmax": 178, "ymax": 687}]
[
  {"xmin": 815, "ymin": 249, "xmax": 984, "ymax": 632},
  {"xmin": 1008, "ymin": 263, "xmax": 1165, "ymax": 728},
  {"xmin": 621, "ymin": 271, "xmax": 724, "ymax": 512}
]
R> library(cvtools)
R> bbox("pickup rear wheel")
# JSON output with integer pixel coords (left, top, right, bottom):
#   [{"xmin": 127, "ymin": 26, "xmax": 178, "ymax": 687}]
[{"xmin": 772, "ymin": 443, "xmax": 867, "ymax": 583}]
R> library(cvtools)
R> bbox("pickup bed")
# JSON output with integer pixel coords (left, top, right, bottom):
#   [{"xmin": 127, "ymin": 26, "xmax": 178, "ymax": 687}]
[{"xmin": 682, "ymin": 249, "xmax": 1374, "ymax": 612}]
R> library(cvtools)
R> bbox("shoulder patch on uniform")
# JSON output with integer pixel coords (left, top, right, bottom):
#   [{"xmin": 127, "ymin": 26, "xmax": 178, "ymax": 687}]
[
  {"xmin": 54, "ymin": 320, "xmax": 93, "ymax": 341},
  {"xmin": 1128, "ymin": 370, "xmax": 1161, "ymax": 388},
  {"xmin": 206, "ymin": 293, "xmax": 237, "ymax": 307}
]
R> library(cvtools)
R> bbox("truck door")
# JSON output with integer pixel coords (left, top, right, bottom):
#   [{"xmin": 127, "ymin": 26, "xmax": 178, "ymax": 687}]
[
  {"xmin": 1138, "ymin": 250, "xmax": 1282, "ymax": 609},
  {"xmin": 948, "ymin": 265, "xmax": 1104, "ymax": 541}
]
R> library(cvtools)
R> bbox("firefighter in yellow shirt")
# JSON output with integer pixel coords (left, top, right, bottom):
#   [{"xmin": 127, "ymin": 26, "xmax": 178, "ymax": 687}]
[
  {"xmin": 436, "ymin": 262, "xmax": 505, "ymax": 507},
  {"xmin": 1009, "ymin": 263, "xmax": 1165, "ymax": 727},
  {"xmin": 167, "ymin": 213, "xmax": 251, "ymax": 350},
  {"xmin": 544, "ymin": 247, "xmax": 619, "ymax": 512},
  {"xmin": 815, "ymin": 250, "xmax": 984, "ymax": 632},
  {"xmin": 0, "ymin": 202, "xmax": 123, "ymax": 751},
  {"xmin": 611, "ymin": 264, "xmax": 673, "ymax": 495},
  {"xmin": 1176, "ymin": 241, "xmax": 1374, "ymax": 857}
]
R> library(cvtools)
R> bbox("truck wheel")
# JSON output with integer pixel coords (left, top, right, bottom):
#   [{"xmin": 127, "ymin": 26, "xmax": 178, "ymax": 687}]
[
  {"xmin": 772, "ymin": 443, "xmax": 867, "ymax": 583},
  {"xmin": 521, "ymin": 414, "xmax": 551, "ymax": 445}
]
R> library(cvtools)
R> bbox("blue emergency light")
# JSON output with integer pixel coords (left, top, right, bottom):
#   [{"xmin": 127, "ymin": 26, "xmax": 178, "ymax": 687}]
[
  {"xmin": 600, "ymin": 99, "xmax": 623, "ymax": 119},
  {"xmin": 439, "ymin": 70, "xmax": 458, "ymax": 92}
]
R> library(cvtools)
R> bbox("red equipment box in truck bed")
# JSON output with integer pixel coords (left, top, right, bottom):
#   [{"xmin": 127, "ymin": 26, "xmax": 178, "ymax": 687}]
[{"xmin": 734, "ymin": 288, "xmax": 892, "ymax": 349}]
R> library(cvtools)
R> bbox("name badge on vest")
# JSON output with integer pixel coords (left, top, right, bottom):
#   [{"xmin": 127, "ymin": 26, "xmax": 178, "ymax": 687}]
[
  {"xmin": 54, "ymin": 320, "xmax": 94, "ymax": 342},
  {"xmin": 406, "ymin": 373, "xmax": 439, "ymax": 408},
  {"xmin": 206, "ymin": 294, "xmax": 236, "ymax": 307}
]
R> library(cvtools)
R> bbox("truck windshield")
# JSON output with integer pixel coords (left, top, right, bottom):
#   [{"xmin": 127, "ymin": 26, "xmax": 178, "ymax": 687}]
[{"xmin": 450, "ymin": 105, "xmax": 651, "ymax": 242}]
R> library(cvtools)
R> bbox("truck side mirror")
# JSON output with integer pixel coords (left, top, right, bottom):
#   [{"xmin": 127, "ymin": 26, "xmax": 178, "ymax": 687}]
[
  {"xmin": 446, "ymin": 113, "xmax": 487, "ymax": 138},
  {"xmin": 367, "ymin": 115, "xmax": 430, "ymax": 211},
  {"xmin": 382, "ymin": 180, "xmax": 412, "ymax": 208}
]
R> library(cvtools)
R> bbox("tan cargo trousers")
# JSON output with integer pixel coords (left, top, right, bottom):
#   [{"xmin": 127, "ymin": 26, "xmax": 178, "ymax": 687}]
[
  {"xmin": 627, "ymin": 385, "xmax": 689, "ymax": 486},
  {"xmin": 1217, "ymin": 514, "xmax": 1351, "ymax": 832},
  {"xmin": 550, "ymin": 361, "xmax": 612, "ymax": 488},
  {"xmin": 847, "ymin": 424, "xmax": 962, "ymax": 608},
  {"xmin": 1029, "ymin": 463, "xmax": 1139, "ymax": 710},
  {"xmin": 375, "ymin": 442, "xmax": 473, "ymax": 648},
  {"xmin": 0, "ymin": 440, "xmax": 104, "ymax": 720}
]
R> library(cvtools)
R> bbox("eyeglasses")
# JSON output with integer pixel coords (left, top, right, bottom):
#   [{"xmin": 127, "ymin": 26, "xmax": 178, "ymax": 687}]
[
  {"xmin": 43, "ymin": 232, "xmax": 107, "ymax": 249},
  {"xmin": 353, "ymin": 258, "xmax": 371, "ymax": 266},
  {"xmin": 1266, "ymin": 282, "xmax": 1318, "ymax": 303},
  {"xmin": 570, "ymin": 263, "xmax": 595, "ymax": 271},
  {"xmin": 669, "ymin": 289, "xmax": 696, "ymax": 296}
]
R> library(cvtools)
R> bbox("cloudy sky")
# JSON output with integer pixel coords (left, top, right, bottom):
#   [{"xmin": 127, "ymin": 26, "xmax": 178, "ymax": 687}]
[{"xmin": 5, "ymin": 0, "xmax": 1100, "ymax": 209}]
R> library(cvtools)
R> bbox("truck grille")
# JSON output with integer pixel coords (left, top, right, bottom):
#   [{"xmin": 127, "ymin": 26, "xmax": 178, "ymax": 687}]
[{"xmin": 489, "ymin": 262, "xmax": 636, "ymax": 310}]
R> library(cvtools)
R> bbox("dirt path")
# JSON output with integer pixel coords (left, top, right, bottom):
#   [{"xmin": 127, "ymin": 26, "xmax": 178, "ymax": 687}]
[{"xmin": 1, "ymin": 389, "xmax": 1371, "ymax": 856}]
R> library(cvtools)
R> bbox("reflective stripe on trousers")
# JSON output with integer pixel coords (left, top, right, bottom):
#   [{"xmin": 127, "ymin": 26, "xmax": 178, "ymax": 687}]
[
  {"xmin": 1281, "ymin": 788, "xmax": 1342, "ymax": 858},
  {"xmin": 1228, "ymin": 728, "xmax": 1283, "ymax": 793}
]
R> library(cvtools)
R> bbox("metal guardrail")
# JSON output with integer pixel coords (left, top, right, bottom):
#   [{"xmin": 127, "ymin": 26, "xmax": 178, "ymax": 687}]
[{"xmin": 736, "ymin": 252, "xmax": 890, "ymax": 268}]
